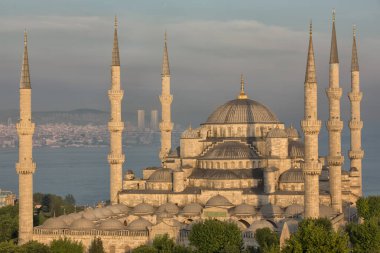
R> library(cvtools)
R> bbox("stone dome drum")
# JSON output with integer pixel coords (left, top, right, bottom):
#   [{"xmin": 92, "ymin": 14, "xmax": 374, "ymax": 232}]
[{"xmin": 205, "ymin": 98, "xmax": 280, "ymax": 124}]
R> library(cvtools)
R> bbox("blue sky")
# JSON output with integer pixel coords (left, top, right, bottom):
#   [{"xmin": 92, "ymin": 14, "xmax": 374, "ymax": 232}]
[{"xmin": 0, "ymin": 0, "xmax": 379, "ymax": 130}]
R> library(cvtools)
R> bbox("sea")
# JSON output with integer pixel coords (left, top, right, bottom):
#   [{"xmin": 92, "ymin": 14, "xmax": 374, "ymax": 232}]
[{"xmin": 0, "ymin": 138, "xmax": 378, "ymax": 205}]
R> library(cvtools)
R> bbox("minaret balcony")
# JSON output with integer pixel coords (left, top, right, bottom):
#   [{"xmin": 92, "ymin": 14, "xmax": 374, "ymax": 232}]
[
  {"xmin": 16, "ymin": 123, "xmax": 35, "ymax": 135},
  {"xmin": 108, "ymin": 90, "xmax": 124, "ymax": 100},
  {"xmin": 108, "ymin": 154, "xmax": 125, "ymax": 164},
  {"xmin": 327, "ymin": 155, "xmax": 344, "ymax": 166},
  {"xmin": 108, "ymin": 121, "xmax": 124, "ymax": 131},
  {"xmin": 301, "ymin": 161, "xmax": 322, "ymax": 175},
  {"xmin": 159, "ymin": 94, "xmax": 173, "ymax": 104},
  {"xmin": 349, "ymin": 120, "xmax": 363, "ymax": 130},
  {"xmin": 326, "ymin": 87, "xmax": 342, "ymax": 100},
  {"xmin": 159, "ymin": 122, "xmax": 173, "ymax": 132},
  {"xmin": 326, "ymin": 120, "xmax": 343, "ymax": 131},
  {"xmin": 348, "ymin": 92, "xmax": 363, "ymax": 102},
  {"xmin": 349, "ymin": 150, "xmax": 364, "ymax": 159},
  {"xmin": 16, "ymin": 162, "xmax": 36, "ymax": 174},
  {"xmin": 301, "ymin": 120, "xmax": 321, "ymax": 134}
]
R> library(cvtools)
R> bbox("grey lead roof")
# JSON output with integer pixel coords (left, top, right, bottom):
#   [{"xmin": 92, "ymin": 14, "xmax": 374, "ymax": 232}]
[
  {"xmin": 20, "ymin": 31, "xmax": 31, "ymax": 89},
  {"xmin": 329, "ymin": 18, "xmax": 339, "ymax": 64},
  {"xmin": 352, "ymin": 27, "xmax": 359, "ymax": 72},
  {"xmin": 112, "ymin": 16, "xmax": 120, "ymax": 66},
  {"xmin": 162, "ymin": 32, "xmax": 170, "ymax": 76},
  {"xmin": 305, "ymin": 22, "xmax": 316, "ymax": 84}
]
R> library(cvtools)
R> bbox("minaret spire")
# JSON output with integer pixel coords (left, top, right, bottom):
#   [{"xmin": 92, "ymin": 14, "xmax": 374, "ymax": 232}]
[
  {"xmin": 326, "ymin": 10, "xmax": 343, "ymax": 213},
  {"xmin": 301, "ymin": 20, "xmax": 322, "ymax": 218},
  {"xmin": 108, "ymin": 17, "xmax": 125, "ymax": 204},
  {"xmin": 159, "ymin": 31, "xmax": 174, "ymax": 162},
  {"xmin": 349, "ymin": 25, "xmax": 364, "ymax": 196},
  {"xmin": 20, "ymin": 30, "xmax": 31, "ymax": 89},
  {"xmin": 238, "ymin": 74, "xmax": 248, "ymax": 99}
]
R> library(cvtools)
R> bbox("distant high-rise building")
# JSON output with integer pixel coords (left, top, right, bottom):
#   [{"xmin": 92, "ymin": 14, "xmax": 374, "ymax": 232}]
[
  {"xmin": 137, "ymin": 110, "xmax": 145, "ymax": 130},
  {"xmin": 150, "ymin": 110, "xmax": 158, "ymax": 130}
]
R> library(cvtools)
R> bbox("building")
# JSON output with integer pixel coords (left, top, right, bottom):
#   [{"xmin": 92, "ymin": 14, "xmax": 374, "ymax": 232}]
[
  {"xmin": 137, "ymin": 110, "xmax": 145, "ymax": 130},
  {"xmin": 18, "ymin": 14, "xmax": 363, "ymax": 253},
  {"xmin": 0, "ymin": 189, "xmax": 16, "ymax": 207},
  {"xmin": 150, "ymin": 110, "xmax": 158, "ymax": 131}
]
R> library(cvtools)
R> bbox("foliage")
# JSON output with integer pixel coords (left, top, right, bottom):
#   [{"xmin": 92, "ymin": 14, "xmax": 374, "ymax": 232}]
[
  {"xmin": 357, "ymin": 196, "xmax": 380, "ymax": 220},
  {"xmin": 346, "ymin": 218, "xmax": 380, "ymax": 253},
  {"xmin": 189, "ymin": 219, "xmax": 243, "ymax": 253},
  {"xmin": 50, "ymin": 238, "xmax": 84, "ymax": 253},
  {"xmin": 88, "ymin": 237, "xmax": 105, "ymax": 253},
  {"xmin": 64, "ymin": 194, "xmax": 76, "ymax": 206},
  {"xmin": 152, "ymin": 234, "xmax": 175, "ymax": 253},
  {"xmin": 0, "ymin": 241, "xmax": 20, "ymax": 253},
  {"xmin": 133, "ymin": 245, "xmax": 158, "ymax": 253},
  {"xmin": 0, "ymin": 205, "xmax": 18, "ymax": 243},
  {"xmin": 254, "ymin": 228, "xmax": 279, "ymax": 253},
  {"xmin": 19, "ymin": 240, "xmax": 51, "ymax": 253},
  {"xmin": 282, "ymin": 218, "xmax": 349, "ymax": 253}
]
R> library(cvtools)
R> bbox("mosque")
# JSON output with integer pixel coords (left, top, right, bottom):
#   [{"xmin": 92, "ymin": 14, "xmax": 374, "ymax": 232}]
[{"xmin": 16, "ymin": 13, "xmax": 363, "ymax": 253}]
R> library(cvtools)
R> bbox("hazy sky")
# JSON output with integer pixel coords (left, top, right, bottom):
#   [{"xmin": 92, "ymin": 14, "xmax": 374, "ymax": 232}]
[{"xmin": 0, "ymin": 0, "xmax": 379, "ymax": 130}]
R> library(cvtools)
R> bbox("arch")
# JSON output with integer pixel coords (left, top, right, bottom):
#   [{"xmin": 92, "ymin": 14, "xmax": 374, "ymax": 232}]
[
  {"xmin": 238, "ymin": 219, "xmax": 250, "ymax": 229},
  {"xmin": 265, "ymin": 219, "xmax": 278, "ymax": 228}
]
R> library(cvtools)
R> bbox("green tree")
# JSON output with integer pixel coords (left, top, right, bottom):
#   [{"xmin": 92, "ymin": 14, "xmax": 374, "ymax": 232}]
[
  {"xmin": 19, "ymin": 240, "xmax": 51, "ymax": 253},
  {"xmin": 50, "ymin": 238, "xmax": 84, "ymax": 253},
  {"xmin": 282, "ymin": 218, "xmax": 349, "ymax": 253},
  {"xmin": 0, "ymin": 205, "xmax": 18, "ymax": 243},
  {"xmin": 346, "ymin": 218, "xmax": 380, "ymax": 253},
  {"xmin": 254, "ymin": 228, "xmax": 279, "ymax": 253},
  {"xmin": 152, "ymin": 234, "xmax": 175, "ymax": 253},
  {"xmin": 357, "ymin": 196, "xmax": 380, "ymax": 220},
  {"xmin": 133, "ymin": 245, "xmax": 158, "ymax": 253},
  {"xmin": 64, "ymin": 194, "xmax": 76, "ymax": 206},
  {"xmin": 189, "ymin": 219, "xmax": 243, "ymax": 253},
  {"xmin": 88, "ymin": 237, "xmax": 105, "ymax": 253},
  {"xmin": 0, "ymin": 241, "xmax": 20, "ymax": 253}
]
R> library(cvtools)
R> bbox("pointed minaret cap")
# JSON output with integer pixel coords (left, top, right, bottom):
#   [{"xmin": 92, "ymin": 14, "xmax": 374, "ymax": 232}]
[
  {"xmin": 20, "ymin": 30, "xmax": 31, "ymax": 89},
  {"xmin": 305, "ymin": 20, "xmax": 317, "ymax": 83},
  {"xmin": 237, "ymin": 74, "xmax": 248, "ymax": 99},
  {"xmin": 351, "ymin": 25, "xmax": 359, "ymax": 72},
  {"xmin": 330, "ymin": 9, "xmax": 339, "ymax": 64},
  {"xmin": 112, "ymin": 15, "xmax": 120, "ymax": 66},
  {"xmin": 162, "ymin": 31, "xmax": 170, "ymax": 76}
]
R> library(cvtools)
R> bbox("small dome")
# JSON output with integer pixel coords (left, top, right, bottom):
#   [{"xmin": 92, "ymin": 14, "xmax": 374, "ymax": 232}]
[
  {"xmin": 157, "ymin": 211, "xmax": 174, "ymax": 219},
  {"xmin": 148, "ymin": 168, "xmax": 172, "ymax": 182},
  {"xmin": 248, "ymin": 220, "xmax": 275, "ymax": 233},
  {"xmin": 206, "ymin": 195, "xmax": 234, "ymax": 208},
  {"xmin": 288, "ymin": 141, "xmax": 304, "ymax": 158},
  {"xmin": 181, "ymin": 127, "xmax": 200, "ymax": 139},
  {"xmin": 182, "ymin": 203, "xmax": 203, "ymax": 216},
  {"xmin": 260, "ymin": 204, "xmax": 284, "ymax": 218},
  {"xmin": 127, "ymin": 217, "xmax": 152, "ymax": 231},
  {"xmin": 206, "ymin": 99, "xmax": 279, "ymax": 124},
  {"xmin": 319, "ymin": 205, "xmax": 336, "ymax": 218},
  {"xmin": 157, "ymin": 203, "xmax": 179, "ymax": 215},
  {"xmin": 284, "ymin": 204, "xmax": 303, "ymax": 218},
  {"xmin": 133, "ymin": 203, "xmax": 155, "ymax": 216},
  {"xmin": 114, "ymin": 204, "xmax": 129, "ymax": 214},
  {"xmin": 83, "ymin": 209, "xmax": 98, "ymax": 221},
  {"xmin": 285, "ymin": 126, "xmax": 299, "ymax": 139},
  {"xmin": 267, "ymin": 128, "xmax": 288, "ymax": 138},
  {"xmin": 42, "ymin": 217, "xmax": 67, "ymax": 229},
  {"xmin": 67, "ymin": 212, "xmax": 82, "ymax": 220},
  {"xmin": 279, "ymin": 169, "xmax": 304, "ymax": 183},
  {"xmin": 106, "ymin": 205, "xmax": 122, "ymax": 215},
  {"xmin": 70, "ymin": 218, "xmax": 95, "ymax": 230},
  {"xmin": 98, "ymin": 218, "xmax": 125, "ymax": 230},
  {"xmin": 278, "ymin": 219, "xmax": 299, "ymax": 234},
  {"xmin": 233, "ymin": 203, "xmax": 256, "ymax": 216},
  {"xmin": 200, "ymin": 141, "xmax": 258, "ymax": 160},
  {"xmin": 93, "ymin": 208, "xmax": 107, "ymax": 219},
  {"xmin": 100, "ymin": 208, "xmax": 114, "ymax": 217},
  {"xmin": 59, "ymin": 215, "xmax": 74, "ymax": 226}
]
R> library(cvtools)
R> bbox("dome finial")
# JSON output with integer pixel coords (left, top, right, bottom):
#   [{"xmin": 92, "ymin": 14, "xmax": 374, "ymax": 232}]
[{"xmin": 238, "ymin": 74, "xmax": 248, "ymax": 99}]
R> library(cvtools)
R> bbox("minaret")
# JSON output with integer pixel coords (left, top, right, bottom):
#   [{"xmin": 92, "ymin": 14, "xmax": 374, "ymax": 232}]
[
  {"xmin": 348, "ymin": 25, "xmax": 364, "ymax": 196},
  {"xmin": 326, "ymin": 10, "xmax": 343, "ymax": 213},
  {"xmin": 108, "ymin": 16, "xmax": 125, "ymax": 204},
  {"xmin": 16, "ymin": 31, "xmax": 36, "ymax": 244},
  {"xmin": 159, "ymin": 32, "xmax": 173, "ymax": 162},
  {"xmin": 301, "ymin": 22, "xmax": 322, "ymax": 218}
]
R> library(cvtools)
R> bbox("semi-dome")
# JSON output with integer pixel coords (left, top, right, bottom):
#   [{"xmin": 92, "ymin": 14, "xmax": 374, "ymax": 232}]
[
  {"xmin": 288, "ymin": 141, "xmax": 304, "ymax": 158},
  {"xmin": 127, "ymin": 217, "xmax": 152, "ymax": 231},
  {"xmin": 70, "ymin": 218, "xmax": 95, "ymax": 230},
  {"xmin": 284, "ymin": 204, "xmax": 304, "ymax": 218},
  {"xmin": 233, "ymin": 203, "xmax": 256, "ymax": 216},
  {"xmin": 285, "ymin": 126, "xmax": 300, "ymax": 139},
  {"xmin": 248, "ymin": 220, "xmax": 275, "ymax": 233},
  {"xmin": 260, "ymin": 203, "xmax": 284, "ymax": 218},
  {"xmin": 200, "ymin": 141, "xmax": 258, "ymax": 160},
  {"xmin": 98, "ymin": 218, "xmax": 125, "ymax": 230},
  {"xmin": 133, "ymin": 203, "xmax": 155, "ymax": 216},
  {"xmin": 205, "ymin": 98, "xmax": 279, "ymax": 124},
  {"xmin": 42, "ymin": 217, "xmax": 67, "ymax": 229},
  {"xmin": 319, "ymin": 204, "xmax": 336, "ymax": 218},
  {"xmin": 206, "ymin": 195, "xmax": 234, "ymax": 208},
  {"xmin": 267, "ymin": 128, "xmax": 288, "ymax": 138},
  {"xmin": 157, "ymin": 203, "xmax": 179, "ymax": 215},
  {"xmin": 148, "ymin": 168, "xmax": 172, "ymax": 182},
  {"xmin": 279, "ymin": 169, "xmax": 304, "ymax": 183},
  {"xmin": 181, "ymin": 203, "xmax": 203, "ymax": 216},
  {"xmin": 83, "ymin": 209, "xmax": 98, "ymax": 221}
]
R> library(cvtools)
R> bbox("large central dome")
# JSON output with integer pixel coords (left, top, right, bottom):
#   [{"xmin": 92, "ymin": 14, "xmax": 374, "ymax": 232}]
[{"xmin": 205, "ymin": 98, "xmax": 280, "ymax": 124}]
